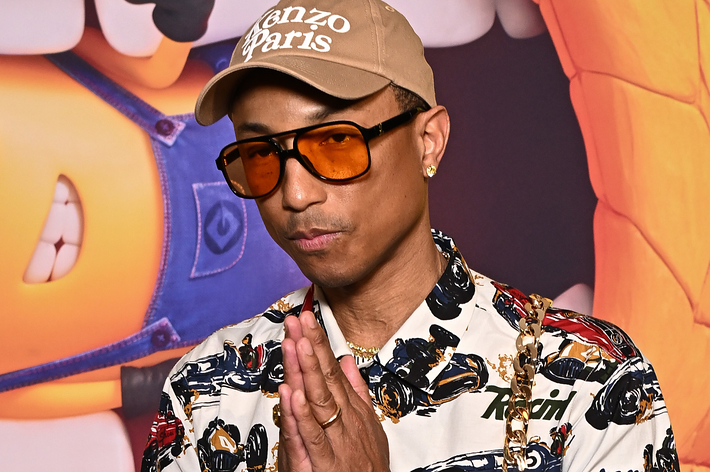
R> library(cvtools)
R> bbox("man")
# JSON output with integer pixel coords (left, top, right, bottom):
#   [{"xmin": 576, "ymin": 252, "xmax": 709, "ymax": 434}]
[{"xmin": 142, "ymin": 1, "xmax": 678, "ymax": 471}]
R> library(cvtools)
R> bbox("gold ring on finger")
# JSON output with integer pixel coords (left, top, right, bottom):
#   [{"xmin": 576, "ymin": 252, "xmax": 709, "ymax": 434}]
[{"xmin": 318, "ymin": 404, "xmax": 342, "ymax": 429}]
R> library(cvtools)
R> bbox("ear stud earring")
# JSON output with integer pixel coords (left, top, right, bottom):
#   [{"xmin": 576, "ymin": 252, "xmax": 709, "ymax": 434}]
[{"xmin": 426, "ymin": 165, "xmax": 437, "ymax": 178}]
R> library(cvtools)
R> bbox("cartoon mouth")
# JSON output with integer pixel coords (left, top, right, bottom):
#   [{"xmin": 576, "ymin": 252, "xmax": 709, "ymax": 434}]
[{"xmin": 23, "ymin": 175, "xmax": 84, "ymax": 284}]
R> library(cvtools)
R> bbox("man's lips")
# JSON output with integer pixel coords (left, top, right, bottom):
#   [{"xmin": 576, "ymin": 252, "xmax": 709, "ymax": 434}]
[{"xmin": 287, "ymin": 229, "xmax": 341, "ymax": 252}]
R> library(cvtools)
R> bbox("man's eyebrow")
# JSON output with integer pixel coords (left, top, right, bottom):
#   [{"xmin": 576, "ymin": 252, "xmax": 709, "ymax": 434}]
[
  {"xmin": 307, "ymin": 105, "xmax": 342, "ymax": 122},
  {"xmin": 234, "ymin": 122, "xmax": 273, "ymax": 137}
]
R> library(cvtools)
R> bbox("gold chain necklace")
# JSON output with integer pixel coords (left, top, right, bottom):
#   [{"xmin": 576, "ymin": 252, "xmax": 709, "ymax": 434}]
[
  {"xmin": 503, "ymin": 293, "xmax": 550, "ymax": 472},
  {"xmin": 345, "ymin": 340, "xmax": 380, "ymax": 360}
]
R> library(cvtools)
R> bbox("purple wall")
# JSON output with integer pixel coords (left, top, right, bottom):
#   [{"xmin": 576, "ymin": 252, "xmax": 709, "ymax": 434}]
[{"xmin": 426, "ymin": 20, "xmax": 596, "ymax": 297}]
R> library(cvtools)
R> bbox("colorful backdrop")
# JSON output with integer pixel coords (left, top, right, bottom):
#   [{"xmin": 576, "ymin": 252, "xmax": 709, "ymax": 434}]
[{"xmin": 0, "ymin": 0, "xmax": 708, "ymax": 471}]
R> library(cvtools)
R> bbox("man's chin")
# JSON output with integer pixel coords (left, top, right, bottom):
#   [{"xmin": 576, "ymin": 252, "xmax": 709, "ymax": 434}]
[{"xmin": 298, "ymin": 263, "xmax": 363, "ymax": 290}]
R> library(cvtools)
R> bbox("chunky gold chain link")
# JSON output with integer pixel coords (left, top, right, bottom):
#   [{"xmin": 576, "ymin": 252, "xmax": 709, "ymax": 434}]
[
  {"xmin": 503, "ymin": 293, "xmax": 551, "ymax": 472},
  {"xmin": 441, "ymin": 244, "xmax": 550, "ymax": 471}
]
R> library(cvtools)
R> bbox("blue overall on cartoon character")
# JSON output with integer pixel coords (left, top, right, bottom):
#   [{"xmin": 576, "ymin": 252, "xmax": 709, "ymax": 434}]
[{"xmin": 0, "ymin": 51, "xmax": 307, "ymax": 393}]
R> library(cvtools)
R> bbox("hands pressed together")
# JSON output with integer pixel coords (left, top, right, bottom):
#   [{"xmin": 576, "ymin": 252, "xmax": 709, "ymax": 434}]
[{"xmin": 277, "ymin": 311, "xmax": 390, "ymax": 472}]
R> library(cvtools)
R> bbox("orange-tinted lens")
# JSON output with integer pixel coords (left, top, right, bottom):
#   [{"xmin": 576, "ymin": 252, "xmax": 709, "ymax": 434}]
[
  {"xmin": 298, "ymin": 124, "xmax": 368, "ymax": 180},
  {"xmin": 223, "ymin": 141, "xmax": 281, "ymax": 197}
]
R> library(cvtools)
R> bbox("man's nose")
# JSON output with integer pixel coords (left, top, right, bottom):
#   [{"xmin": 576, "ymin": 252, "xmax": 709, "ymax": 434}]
[
  {"xmin": 276, "ymin": 135, "xmax": 296, "ymax": 150},
  {"xmin": 278, "ymin": 151, "xmax": 327, "ymax": 211}
]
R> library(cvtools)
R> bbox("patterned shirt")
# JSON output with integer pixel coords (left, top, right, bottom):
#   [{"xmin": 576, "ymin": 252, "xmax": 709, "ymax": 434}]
[{"xmin": 142, "ymin": 230, "xmax": 678, "ymax": 472}]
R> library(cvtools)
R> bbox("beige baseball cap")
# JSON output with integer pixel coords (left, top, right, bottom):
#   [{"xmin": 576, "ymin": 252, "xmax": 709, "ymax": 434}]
[{"xmin": 194, "ymin": 0, "xmax": 436, "ymax": 126}]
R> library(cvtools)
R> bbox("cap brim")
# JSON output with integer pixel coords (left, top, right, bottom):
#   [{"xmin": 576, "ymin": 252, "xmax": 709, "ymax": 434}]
[{"xmin": 194, "ymin": 56, "xmax": 392, "ymax": 126}]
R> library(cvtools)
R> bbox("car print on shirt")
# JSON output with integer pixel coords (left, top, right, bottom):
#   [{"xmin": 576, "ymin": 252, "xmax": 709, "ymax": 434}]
[
  {"xmin": 642, "ymin": 428, "xmax": 679, "ymax": 472},
  {"xmin": 541, "ymin": 338, "xmax": 619, "ymax": 386},
  {"xmin": 170, "ymin": 337, "xmax": 283, "ymax": 418},
  {"xmin": 196, "ymin": 419, "xmax": 268, "ymax": 472},
  {"xmin": 491, "ymin": 281, "xmax": 640, "ymax": 387},
  {"xmin": 585, "ymin": 356, "xmax": 666, "ymax": 430},
  {"xmin": 410, "ymin": 440, "xmax": 563, "ymax": 472},
  {"xmin": 492, "ymin": 281, "xmax": 638, "ymax": 361},
  {"xmin": 141, "ymin": 393, "xmax": 189, "ymax": 472},
  {"xmin": 366, "ymin": 324, "xmax": 489, "ymax": 422}
]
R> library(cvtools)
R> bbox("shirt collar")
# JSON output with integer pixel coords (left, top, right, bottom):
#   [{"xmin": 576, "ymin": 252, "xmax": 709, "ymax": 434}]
[{"xmin": 310, "ymin": 229, "xmax": 479, "ymax": 395}]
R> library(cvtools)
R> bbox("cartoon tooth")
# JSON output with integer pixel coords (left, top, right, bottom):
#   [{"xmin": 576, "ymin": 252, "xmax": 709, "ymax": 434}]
[
  {"xmin": 387, "ymin": 0, "xmax": 547, "ymax": 47},
  {"xmin": 495, "ymin": 0, "xmax": 547, "ymax": 39},
  {"xmin": 0, "ymin": 0, "xmax": 84, "ymax": 54},
  {"xmin": 0, "ymin": 411, "xmax": 135, "ymax": 472},
  {"xmin": 94, "ymin": 0, "xmax": 163, "ymax": 56},
  {"xmin": 40, "ymin": 202, "xmax": 68, "ymax": 244},
  {"xmin": 23, "ymin": 241, "xmax": 57, "ymax": 284}
]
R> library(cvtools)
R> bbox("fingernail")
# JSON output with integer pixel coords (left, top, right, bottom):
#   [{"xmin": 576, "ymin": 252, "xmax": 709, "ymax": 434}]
[
  {"xmin": 305, "ymin": 312, "xmax": 316, "ymax": 329},
  {"xmin": 297, "ymin": 391, "xmax": 307, "ymax": 406},
  {"xmin": 302, "ymin": 341, "xmax": 313, "ymax": 356}
]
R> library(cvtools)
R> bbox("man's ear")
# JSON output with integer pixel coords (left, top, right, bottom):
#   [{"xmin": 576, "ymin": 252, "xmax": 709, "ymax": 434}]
[{"xmin": 418, "ymin": 105, "xmax": 450, "ymax": 178}]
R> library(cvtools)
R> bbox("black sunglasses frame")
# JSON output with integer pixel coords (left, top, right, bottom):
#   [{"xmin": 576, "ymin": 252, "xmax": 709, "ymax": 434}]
[{"xmin": 216, "ymin": 107, "xmax": 425, "ymax": 199}]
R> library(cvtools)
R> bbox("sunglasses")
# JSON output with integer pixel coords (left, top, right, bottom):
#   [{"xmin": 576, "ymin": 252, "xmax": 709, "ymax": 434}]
[{"xmin": 216, "ymin": 107, "xmax": 424, "ymax": 199}]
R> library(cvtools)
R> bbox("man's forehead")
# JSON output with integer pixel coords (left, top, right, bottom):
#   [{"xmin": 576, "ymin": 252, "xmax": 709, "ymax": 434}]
[
  {"xmin": 233, "ymin": 70, "xmax": 354, "ymax": 107},
  {"xmin": 229, "ymin": 70, "xmax": 395, "ymax": 124}
]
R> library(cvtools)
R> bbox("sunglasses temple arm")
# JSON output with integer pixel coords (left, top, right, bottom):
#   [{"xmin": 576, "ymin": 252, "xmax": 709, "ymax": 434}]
[{"xmin": 364, "ymin": 107, "xmax": 425, "ymax": 140}]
